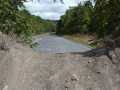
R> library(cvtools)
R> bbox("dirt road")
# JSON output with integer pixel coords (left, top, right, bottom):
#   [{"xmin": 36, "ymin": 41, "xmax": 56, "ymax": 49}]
[{"xmin": 0, "ymin": 33, "xmax": 120, "ymax": 90}]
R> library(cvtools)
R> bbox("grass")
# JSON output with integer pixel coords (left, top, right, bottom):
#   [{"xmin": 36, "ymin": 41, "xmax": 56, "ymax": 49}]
[{"xmin": 62, "ymin": 34, "xmax": 95, "ymax": 49}]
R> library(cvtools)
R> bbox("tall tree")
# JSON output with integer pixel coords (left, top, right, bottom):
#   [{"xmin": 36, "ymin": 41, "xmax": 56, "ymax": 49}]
[{"xmin": 91, "ymin": 0, "xmax": 120, "ymax": 44}]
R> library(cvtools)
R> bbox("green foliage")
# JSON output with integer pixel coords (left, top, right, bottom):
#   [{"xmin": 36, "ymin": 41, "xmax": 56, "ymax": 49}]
[
  {"xmin": 57, "ymin": 1, "xmax": 93, "ymax": 35},
  {"xmin": 30, "ymin": 42, "xmax": 38, "ymax": 48},
  {"xmin": 20, "ymin": 9, "xmax": 57, "ymax": 36},
  {"xmin": 57, "ymin": 0, "xmax": 120, "ymax": 46},
  {"xmin": 0, "ymin": 0, "xmax": 28, "ymax": 36},
  {"xmin": 22, "ymin": 37, "xmax": 32, "ymax": 45},
  {"xmin": 89, "ymin": 0, "xmax": 120, "ymax": 46},
  {"xmin": 0, "ymin": 43, "xmax": 8, "ymax": 51},
  {"xmin": 0, "ymin": 0, "xmax": 57, "ymax": 47},
  {"xmin": 93, "ymin": 0, "xmax": 120, "ymax": 39}
]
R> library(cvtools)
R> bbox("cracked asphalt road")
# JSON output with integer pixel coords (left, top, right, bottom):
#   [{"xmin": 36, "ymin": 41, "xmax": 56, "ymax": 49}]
[{"xmin": 34, "ymin": 34, "xmax": 90, "ymax": 54}]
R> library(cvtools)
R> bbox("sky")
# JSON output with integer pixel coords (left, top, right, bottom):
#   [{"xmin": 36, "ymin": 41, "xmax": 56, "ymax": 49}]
[{"xmin": 24, "ymin": 0, "xmax": 87, "ymax": 20}]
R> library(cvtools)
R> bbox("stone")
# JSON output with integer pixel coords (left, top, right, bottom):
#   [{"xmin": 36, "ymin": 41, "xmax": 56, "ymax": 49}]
[{"xmin": 70, "ymin": 74, "xmax": 78, "ymax": 81}]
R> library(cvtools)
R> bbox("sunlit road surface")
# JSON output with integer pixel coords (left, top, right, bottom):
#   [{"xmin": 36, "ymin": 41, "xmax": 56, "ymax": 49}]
[{"xmin": 34, "ymin": 34, "xmax": 91, "ymax": 54}]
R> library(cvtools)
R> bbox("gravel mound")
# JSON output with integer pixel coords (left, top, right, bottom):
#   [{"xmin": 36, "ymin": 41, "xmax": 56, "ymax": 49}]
[{"xmin": 0, "ymin": 33, "xmax": 120, "ymax": 90}]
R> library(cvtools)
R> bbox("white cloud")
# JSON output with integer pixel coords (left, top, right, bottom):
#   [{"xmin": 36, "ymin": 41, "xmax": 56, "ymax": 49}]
[{"xmin": 24, "ymin": 0, "xmax": 86, "ymax": 20}]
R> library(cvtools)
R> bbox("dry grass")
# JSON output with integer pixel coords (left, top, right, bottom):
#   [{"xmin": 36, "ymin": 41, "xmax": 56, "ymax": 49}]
[{"xmin": 62, "ymin": 34, "xmax": 95, "ymax": 49}]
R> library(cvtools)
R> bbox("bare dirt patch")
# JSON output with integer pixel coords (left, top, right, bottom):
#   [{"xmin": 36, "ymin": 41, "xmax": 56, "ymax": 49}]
[{"xmin": 0, "ymin": 33, "xmax": 120, "ymax": 90}]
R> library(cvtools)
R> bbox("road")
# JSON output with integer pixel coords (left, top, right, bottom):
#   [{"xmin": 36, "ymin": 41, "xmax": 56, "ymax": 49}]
[
  {"xmin": 34, "ymin": 33, "xmax": 91, "ymax": 54},
  {"xmin": 32, "ymin": 33, "xmax": 49, "ymax": 40}
]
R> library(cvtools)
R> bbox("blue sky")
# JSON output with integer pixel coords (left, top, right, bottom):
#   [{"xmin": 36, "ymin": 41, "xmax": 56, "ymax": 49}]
[{"xmin": 24, "ymin": 0, "xmax": 87, "ymax": 20}]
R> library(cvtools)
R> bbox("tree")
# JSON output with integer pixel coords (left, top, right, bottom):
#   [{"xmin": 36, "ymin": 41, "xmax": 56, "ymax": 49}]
[
  {"xmin": 56, "ymin": 1, "xmax": 93, "ymax": 35},
  {"xmin": 0, "ymin": 0, "xmax": 59, "ymax": 47},
  {"xmin": 0, "ymin": 0, "xmax": 28, "ymax": 36},
  {"xmin": 90, "ymin": 0, "xmax": 120, "ymax": 45},
  {"xmin": 0, "ymin": 0, "xmax": 61, "ymax": 37}
]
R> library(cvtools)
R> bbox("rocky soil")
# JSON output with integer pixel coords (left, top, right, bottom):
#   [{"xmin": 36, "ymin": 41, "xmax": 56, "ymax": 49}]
[{"xmin": 0, "ymin": 33, "xmax": 120, "ymax": 90}]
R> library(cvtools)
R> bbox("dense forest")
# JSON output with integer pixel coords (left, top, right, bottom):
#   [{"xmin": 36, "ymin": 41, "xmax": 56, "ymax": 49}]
[
  {"xmin": 57, "ymin": 0, "xmax": 120, "ymax": 46},
  {"xmin": 0, "ymin": 0, "xmax": 57, "ymax": 44}
]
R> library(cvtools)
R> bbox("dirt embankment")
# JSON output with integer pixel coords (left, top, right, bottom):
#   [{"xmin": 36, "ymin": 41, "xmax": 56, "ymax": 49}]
[{"xmin": 0, "ymin": 33, "xmax": 120, "ymax": 90}]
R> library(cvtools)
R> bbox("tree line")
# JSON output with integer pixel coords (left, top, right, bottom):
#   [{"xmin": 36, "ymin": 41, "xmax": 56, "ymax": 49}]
[
  {"xmin": 0, "ymin": 0, "xmax": 57, "ymax": 40},
  {"xmin": 20, "ymin": 9, "xmax": 57, "ymax": 36},
  {"xmin": 56, "ymin": 0, "xmax": 120, "ymax": 46}
]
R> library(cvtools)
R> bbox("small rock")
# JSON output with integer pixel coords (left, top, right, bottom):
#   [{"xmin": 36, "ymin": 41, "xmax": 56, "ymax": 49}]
[
  {"xmin": 88, "ymin": 60, "xmax": 91, "ymax": 63},
  {"xmin": 49, "ymin": 76, "xmax": 53, "ymax": 80},
  {"xmin": 3, "ymin": 85, "xmax": 8, "ymax": 90},
  {"xmin": 70, "ymin": 74, "xmax": 78, "ymax": 81},
  {"xmin": 88, "ymin": 76, "xmax": 90, "ymax": 79},
  {"xmin": 64, "ymin": 85, "xmax": 69, "ymax": 88},
  {"xmin": 96, "ymin": 71, "xmax": 102, "ymax": 74}
]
